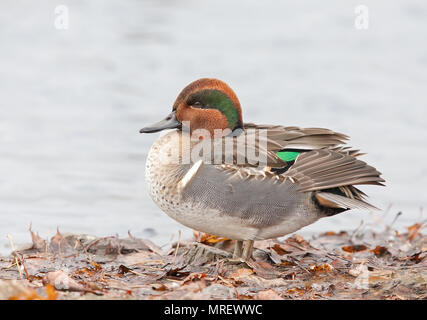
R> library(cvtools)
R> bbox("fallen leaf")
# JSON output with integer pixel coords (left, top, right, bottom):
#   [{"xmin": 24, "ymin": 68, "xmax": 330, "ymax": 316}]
[
  {"xmin": 285, "ymin": 287, "xmax": 308, "ymax": 297},
  {"xmin": 342, "ymin": 245, "xmax": 368, "ymax": 253},
  {"xmin": 182, "ymin": 272, "xmax": 207, "ymax": 284},
  {"xmin": 293, "ymin": 234, "xmax": 308, "ymax": 245},
  {"xmin": 50, "ymin": 229, "xmax": 72, "ymax": 254},
  {"xmin": 308, "ymin": 263, "xmax": 333, "ymax": 273},
  {"xmin": 29, "ymin": 226, "xmax": 47, "ymax": 252},
  {"xmin": 199, "ymin": 233, "xmax": 229, "ymax": 245},
  {"xmin": 370, "ymin": 246, "xmax": 391, "ymax": 257},
  {"xmin": 246, "ymin": 260, "xmax": 281, "ymax": 279},
  {"xmin": 408, "ymin": 252, "xmax": 426, "ymax": 264},
  {"xmin": 43, "ymin": 270, "xmax": 86, "ymax": 292},
  {"xmin": 44, "ymin": 284, "xmax": 59, "ymax": 300},
  {"xmin": 228, "ymin": 268, "xmax": 254, "ymax": 280},
  {"xmin": 152, "ymin": 284, "xmax": 168, "ymax": 291},
  {"xmin": 407, "ymin": 223, "xmax": 423, "ymax": 241},
  {"xmin": 321, "ymin": 231, "xmax": 348, "ymax": 237},
  {"xmin": 118, "ymin": 265, "xmax": 132, "ymax": 275},
  {"xmin": 279, "ymin": 260, "xmax": 295, "ymax": 267},
  {"xmin": 9, "ymin": 285, "xmax": 58, "ymax": 301},
  {"xmin": 271, "ymin": 243, "xmax": 290, "ymax": 255},
  {"xmin": 255, "ymin": 289, "xmax": 283, "ymax": 300},
  {"xmin": 166, "ymin": 268, "xmax": 190, "ymax": 280},
  {"xmin": 90, "ymin": 261, "xmax": 103, "ymax": 271}
]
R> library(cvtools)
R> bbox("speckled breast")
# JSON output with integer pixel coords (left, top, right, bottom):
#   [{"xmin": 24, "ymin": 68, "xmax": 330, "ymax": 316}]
[{"xmin": 144, "ymin": 131, "xmax": 323, "ymax": 241}]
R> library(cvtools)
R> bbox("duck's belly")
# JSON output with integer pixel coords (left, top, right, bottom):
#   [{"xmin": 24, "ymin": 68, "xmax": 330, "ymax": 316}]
[{"xmin": 145, "ymin": 131, "xmax": 323, "ymax": 240}]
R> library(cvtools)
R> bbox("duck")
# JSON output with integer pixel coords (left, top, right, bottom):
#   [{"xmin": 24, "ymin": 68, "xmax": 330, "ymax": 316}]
[{"xmin": 140, "ymin": 78, "xmax": 385, "ymax": 261}]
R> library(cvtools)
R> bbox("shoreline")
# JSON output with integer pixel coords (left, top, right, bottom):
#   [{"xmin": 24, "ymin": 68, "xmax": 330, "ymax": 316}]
[{"xmin": 0, "ymin": 222, "xmax": 425, "ymax": 300}]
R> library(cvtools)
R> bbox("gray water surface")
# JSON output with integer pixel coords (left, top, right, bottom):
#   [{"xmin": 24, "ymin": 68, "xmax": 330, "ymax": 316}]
[{"xmin": 1, "ymin": 0, "xmax": 426, "ymax": 254}]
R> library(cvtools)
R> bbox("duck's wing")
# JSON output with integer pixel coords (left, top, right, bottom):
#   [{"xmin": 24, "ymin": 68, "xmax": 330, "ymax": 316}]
[
  {"xmin": 283, "ymin": 149, "xmax": 385, "ymax": 192},
  {"xmin": 244, "ymin": 123, "xmax": 349, "ymax": 150},
  {"xmin": 186, "ymin": 124, "xmax": 349, "ymax": 169},
  {"xmin": 223, "ymin": 124, "xmax": 385, "ymax": 210},
  {"xmin": 242, "ymin": 123, "xmax": 349, "ymax": 168},
  {"xmin": 282, "ymin": 148, "xmax": 385, "ymax": 210}
]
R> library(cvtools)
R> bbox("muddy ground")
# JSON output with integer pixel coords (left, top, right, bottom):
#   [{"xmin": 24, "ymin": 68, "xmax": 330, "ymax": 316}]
[{"xmin": 0, "ymin": 217, "xmax": 425, "ymax": 300}]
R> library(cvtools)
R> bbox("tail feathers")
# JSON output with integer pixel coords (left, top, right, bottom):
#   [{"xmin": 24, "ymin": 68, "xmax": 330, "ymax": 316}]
[{"xmin": 315, "ymin": 192, "xmax": 379, "ymax": 211}]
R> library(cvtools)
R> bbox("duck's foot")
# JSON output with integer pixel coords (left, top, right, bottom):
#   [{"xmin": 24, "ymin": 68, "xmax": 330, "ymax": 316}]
[
  {"xmin": 233, "ymin": 240, "xmax": 243, "ymax": 259},
  {"xmin": 242, "ymin": 240, "xmax": 254, "ymax": 261},
  {"xmin": 231, "ymin": 240, "xmax": 254, "ymax": 262}
]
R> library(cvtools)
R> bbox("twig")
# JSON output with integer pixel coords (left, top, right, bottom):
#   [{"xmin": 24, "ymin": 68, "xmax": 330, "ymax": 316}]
[
  {"xmin": 389, "ymin": 211, "xmax": 402, "ymax": 229},
  {"xmin": 139, "ymin": 265, "xmax": 164, "ymax": 271},
  {"xmin": 173, "ymin": 230, "xmax": 181, "ymax": 265},
  {"xmin": 130, "ymin": 259, "xmax": 164, "ymax": 266},
  {"xmin": 127, "ymin": 269, "xmax": 147, "ymax": 277},
  {"xmin": 4, "ymin": 261, "xmax": 18, "ymax": 269},
  {"xmin": 7, "ymin": 235, "xmax": 23, "ymax": 279}
]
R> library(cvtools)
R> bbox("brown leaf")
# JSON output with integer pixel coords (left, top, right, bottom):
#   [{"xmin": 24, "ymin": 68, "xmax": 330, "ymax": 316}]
[
  {"xmin": 29, "ymin": 226, "xmax": 47, "ymax": 252},
  {"xmin": 9, "ymin": 285, "xmax": 58, "ymax": 300},
  {"xmin": 166, "ymin": 268, "xmax": 190, "ymax": 280},
  {"xmin": 271, "ymin": 243, "xmax": 290, "ymax": 255},
  {"xmin": 49, "ymin": 229, "xmax": 72, "ymax": 254},
  {"xmin": 118, "ymin": 265, "xmax": 132, "ymax": 275},
  {"xmin": 44, "ymin": 284, "xmax": 59, "ymax": 300},
  {"xmin": 198, "ymin": 233, "xmax": 229, "ymax": 245},
  {"xmin": 228, "ymin": 268, "xmax": 254, "ymax": 280},
  {"xmin": 308, "ymin": 263, "xmax": 333, "ymax": 273},
  {"xmin": 246, "ymin": 260, "xmax": 281, "ymax": 279},
  {"xmin": 408, "ymin": 252, "xmax": 426, "ymax": 264},
  {"xmin": 293, "ymin": 234, "xmax": 308, "ymax": 245},
  {"xmin": 280, "ymin": 260, "xmax": 295, "ymax": 267},
  {"xmin": 255, "ymin": 289, "xmax": 283, "ymax": 300},
  {"xmin": 182, "ymin": 272, "xmax": 207, "ymax": 284},
  {"xmin": 90, "ymin": 261, "xmax": 103, "ymax": 271},
  {"xmin": 322, "ymin": 231, "xmax": 337, "ymax": 236},
  {"xmin": 152, "ymin": 284, "xmax": 168, "ymax": 291},
  {"xmin": 321, "ymin": 231, "xmax": 348, "ymax": 237},
  {"xmin": 285, "ymin": 287, "xmax": 308, "ymax": 297},
  {"xmin": 342, "ymin": 245, "xmax": 368, "ymax": 253},
  {"xmin": 407, "ymin": 223, "xmax": 423, "ymax": 241},
  {"xmin": 43, "ymin": 270, "xmax": 86, "ymax": 292},
  {"xmin": 370, "ymin": 246, "xmax": 391, "ymax": 257},
  {"xmin": 75, "ymin": 267, "xmax": 97, "ymax": 277}
]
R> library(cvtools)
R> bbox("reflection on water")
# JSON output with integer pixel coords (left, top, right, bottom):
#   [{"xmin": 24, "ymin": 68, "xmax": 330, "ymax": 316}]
[{"xmin": 0, "ymin": 0, "xmax": 426, "ymax": 254}]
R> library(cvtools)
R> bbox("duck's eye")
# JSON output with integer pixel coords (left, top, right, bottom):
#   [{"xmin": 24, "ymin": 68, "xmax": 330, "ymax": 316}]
[{"xmin": 193, "ymin": 101, "xmax": 202, "ymax": 107}]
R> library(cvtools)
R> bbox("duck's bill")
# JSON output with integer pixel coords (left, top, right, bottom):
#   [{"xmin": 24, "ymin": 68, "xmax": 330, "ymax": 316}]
[{"xmin": 139, "ymin": 111, "xmax": 181, "ymax": 133}]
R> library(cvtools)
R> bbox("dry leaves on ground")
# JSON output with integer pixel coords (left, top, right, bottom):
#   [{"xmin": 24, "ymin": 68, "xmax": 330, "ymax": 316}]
[{"xmin": 0, "ymin": 217, "xmax": 425, "ymax": 300}]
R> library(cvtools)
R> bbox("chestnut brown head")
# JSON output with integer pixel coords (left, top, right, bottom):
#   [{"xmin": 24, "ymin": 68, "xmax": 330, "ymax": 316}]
[{"xmin": 140, "ymin": 78, "xmax": 243, "ymax": 136}]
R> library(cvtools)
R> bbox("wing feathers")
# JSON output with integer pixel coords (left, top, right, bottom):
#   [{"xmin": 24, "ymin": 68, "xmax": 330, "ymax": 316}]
[
  {"xmin": 213, "ymin": 124, "xmax": 384, "ymax": 212},
  {"xmin": 315, "ymin": 192, "xmax": 379, "ymax": 211},
  {"xmin": 285, "ymin": 149, "xmax": 385, "ymax": 192}
]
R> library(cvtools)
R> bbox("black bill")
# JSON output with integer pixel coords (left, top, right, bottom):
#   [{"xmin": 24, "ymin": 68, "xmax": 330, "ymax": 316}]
[{"xmin": 139, "ymin": 110, "xmax": 181, "ymax": 133}]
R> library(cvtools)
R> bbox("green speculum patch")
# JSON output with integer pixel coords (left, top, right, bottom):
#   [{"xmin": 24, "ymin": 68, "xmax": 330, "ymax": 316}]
[
  {"xmin": 276, "ymin": 151, "xmax": 300, "ymax": 162},
  {"xmin": 187, "ymin": 89, "xmax": 240, "ymax": 129}
]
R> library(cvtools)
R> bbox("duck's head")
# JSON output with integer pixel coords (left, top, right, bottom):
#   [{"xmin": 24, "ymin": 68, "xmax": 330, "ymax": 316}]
[{"xmin": 140, "ymin": 78, "xmax": 243, "ymax": 136}]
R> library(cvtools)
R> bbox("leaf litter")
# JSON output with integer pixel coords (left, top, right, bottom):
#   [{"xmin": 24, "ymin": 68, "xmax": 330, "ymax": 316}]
[{"xmin": 0, "ymin": 215, "xmax": 425, "ymax": 300}]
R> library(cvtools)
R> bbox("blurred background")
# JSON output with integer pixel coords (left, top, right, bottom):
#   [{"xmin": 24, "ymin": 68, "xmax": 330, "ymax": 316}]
[{"xmin": 0, "ymin": 0, "xmax": 426, "ymax": 254}]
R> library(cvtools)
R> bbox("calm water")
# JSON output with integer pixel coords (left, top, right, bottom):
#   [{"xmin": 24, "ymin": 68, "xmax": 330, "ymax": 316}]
[{"xmin": 1, "ymin": 0, "xmax": 426, "ymax": 254}]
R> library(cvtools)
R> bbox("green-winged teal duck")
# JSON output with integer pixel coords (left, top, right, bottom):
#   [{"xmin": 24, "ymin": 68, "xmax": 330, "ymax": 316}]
[{"xmin": 140, "ymin": 78, "xmax": 385, "ymax": 261}]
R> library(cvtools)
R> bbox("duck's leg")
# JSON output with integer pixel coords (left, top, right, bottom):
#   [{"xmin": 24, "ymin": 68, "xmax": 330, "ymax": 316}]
[
  {"xmin": 241, "ymin": 240, "xmax": 254, "ymax": 261},
  {"xmin": 233, "ymin": 240, "xmax": 243, "ymax": 258}
]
